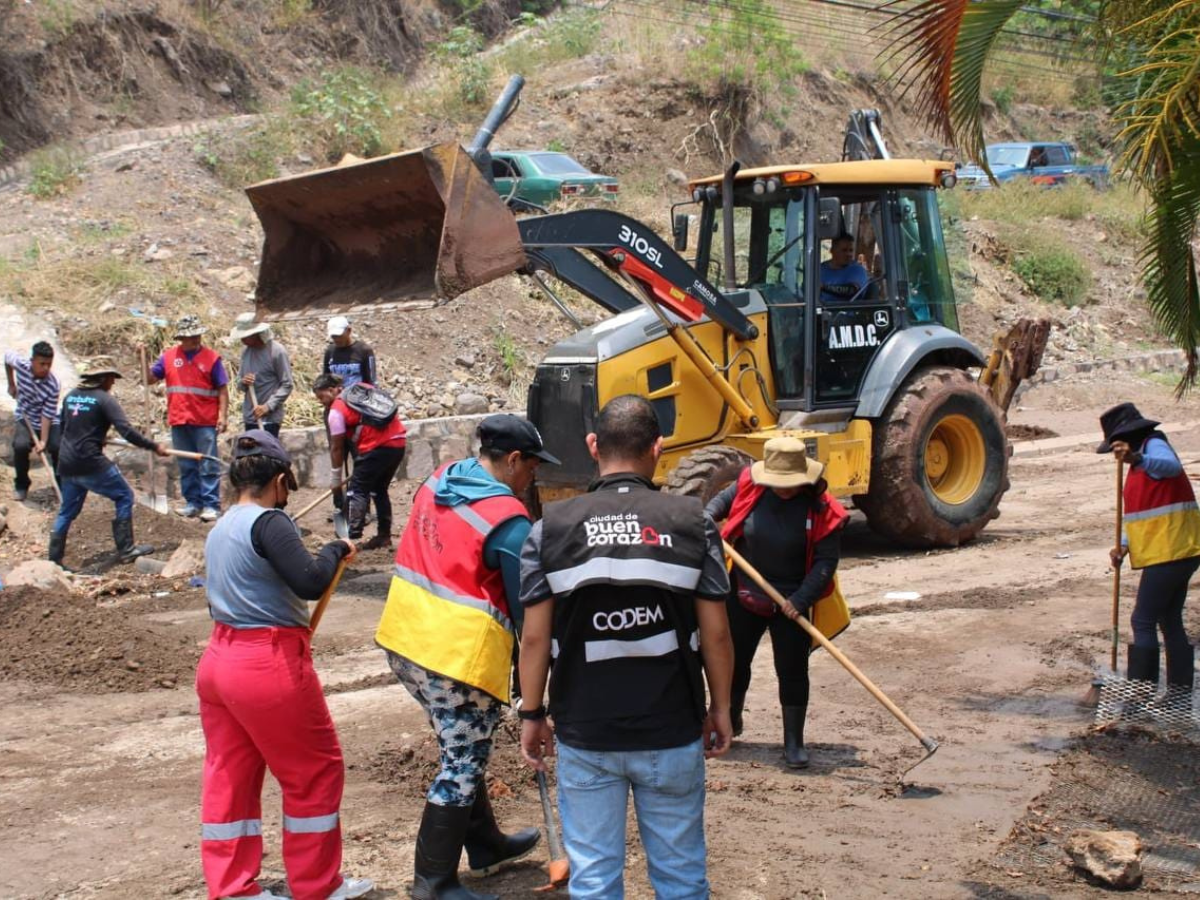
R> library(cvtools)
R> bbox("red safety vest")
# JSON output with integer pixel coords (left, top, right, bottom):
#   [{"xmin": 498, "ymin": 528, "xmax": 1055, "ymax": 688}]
[
  {"xmin": 375, "ymin": 463, "xmax": 529, "ymax": 702},
  {"xmin": 1124, "ymin": 438, "xmax": 1200, "ymax": 569},
  {"xmin": 163, "ymin": 345, "xmax": 222, "ymax": 426},
  {"xmin": 332, "ymin": 390, "xmax": 407, "ymax": 455},
  {"xmin": 721, "ymin": 467, "xmax": 849, "ymax": 610}
]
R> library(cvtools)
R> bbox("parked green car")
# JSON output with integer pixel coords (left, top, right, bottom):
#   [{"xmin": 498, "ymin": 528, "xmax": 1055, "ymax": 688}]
[{"xmin": 489, "ymin": 150, "xmax": 619, "ymax": 207}]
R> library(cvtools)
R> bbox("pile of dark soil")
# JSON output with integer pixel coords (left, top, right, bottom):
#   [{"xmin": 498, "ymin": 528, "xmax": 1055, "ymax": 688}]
[
  {"xmin": 63, "ymin": 505, "xmax": 211, "ymax": 572},
  {"xmin": 0, "ymin": 584, "xmax": 202, "ymax": 693},
  {"xmin": 1007, "ymin": 423, "xmax": 1060, "ymax": 441}
]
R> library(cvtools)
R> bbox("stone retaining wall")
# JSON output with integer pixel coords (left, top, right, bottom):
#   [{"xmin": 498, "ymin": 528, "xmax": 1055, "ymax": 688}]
[
  {"xmin": 1, "ymin": 348, "xmax": 1190, "ymax": 496},
  {"xmin": 0, "ymin": 412, "xmax": 495, "ymax": 500}
]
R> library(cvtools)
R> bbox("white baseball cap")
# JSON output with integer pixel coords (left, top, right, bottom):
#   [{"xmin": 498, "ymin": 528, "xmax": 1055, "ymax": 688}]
[{"xmin": 326, "ymin": 315, "xmax": 351, "ymax": 338}]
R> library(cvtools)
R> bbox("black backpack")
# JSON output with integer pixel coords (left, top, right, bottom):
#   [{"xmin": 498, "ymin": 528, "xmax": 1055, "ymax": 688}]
[{"xmin": 342, "ymin": 383, "xmax": 398, "ymax": 429}]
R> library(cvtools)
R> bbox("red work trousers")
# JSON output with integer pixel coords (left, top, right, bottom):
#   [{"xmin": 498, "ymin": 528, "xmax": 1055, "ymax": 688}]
[{"xmin": 197, "ymin": 623, "xmax": 345, "ymax": 900}]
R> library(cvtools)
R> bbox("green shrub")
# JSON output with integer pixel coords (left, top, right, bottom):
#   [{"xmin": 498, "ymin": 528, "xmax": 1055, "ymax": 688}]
[
  {"xmin": 435, "ymin": 27, "xmax": 493, "ymax": 108},
  {"xmin": 1011, "ymin": 243, "xmax": 1090, "ymax": 306},
  {"xmin": 28, "ymin": 145, "xmax": 84, "ymax": 199},
  {"xmin": 685, "ymin": 0, "xmax": 808, "ymax": 102},
  {"xmin": 194, "ymin": 125, "xmax": 287, "ymax": 189},
  {"xmin": 991, "ymin": 84, "xmax": 1016, "ymax": 115},
  {"xmin": 291, "ymin": 67, "xmax": 390, "ymax": 162},
  {"xmin": 546, "ymin": 7, "xmax": 602, "ymax": 59}
]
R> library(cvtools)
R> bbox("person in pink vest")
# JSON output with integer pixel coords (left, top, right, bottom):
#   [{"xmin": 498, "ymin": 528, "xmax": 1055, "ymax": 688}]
[
  {"xmin": 705, "ymin": 436, "xmax": 848, "ymax": 768},
  {"xmin": 1100, "ymin": 403, "xmax": 1200, "ymax": 709},
  {"xmin": 144, "ymin": 315, "xmax": 229, "ymax": 522}
]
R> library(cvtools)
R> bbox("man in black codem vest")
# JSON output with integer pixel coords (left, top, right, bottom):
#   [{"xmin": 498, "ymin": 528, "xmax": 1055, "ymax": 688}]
[{"xmin": 517, "ymin": 394, "xmax": 734, "ymax": 899}]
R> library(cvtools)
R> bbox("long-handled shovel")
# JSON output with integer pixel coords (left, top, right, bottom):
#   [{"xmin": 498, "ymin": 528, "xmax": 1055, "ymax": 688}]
[
  {"xmin": 723, "ymin": 542, "xmax": 939, "ymax": 776},
  {"xmin": 23, "ymin": 418, "xmax": 63, "ymax": 504},
  {"xmin": 249, "ymin": 383, "xmax": 264, "ymax": 427},
  {"xmin": 137, "ymin": 345, "xmax": 168, "ymax": 513},
  {"xmin": 291, "ymin": 477, "xmax": 349, "ymax": 526},
  {"xmin": 309, "ymin": 512, "xmax": 351, "ymax": 634},
  {"xmin": 533, "ymin": 770, "xmax": 570, "ymax": 891},
  {"xmin": 109, "ymin": 439, "xmax": 227, "ymax": 467},
  {"xmin": 1083, "ymin": 459, "xmax": 1124, "ymax": 707}
]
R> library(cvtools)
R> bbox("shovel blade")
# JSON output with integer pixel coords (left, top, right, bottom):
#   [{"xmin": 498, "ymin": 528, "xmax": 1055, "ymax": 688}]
[{"xmin": 246, "ymin": 142, "xmax": 527, "ymax": 320}]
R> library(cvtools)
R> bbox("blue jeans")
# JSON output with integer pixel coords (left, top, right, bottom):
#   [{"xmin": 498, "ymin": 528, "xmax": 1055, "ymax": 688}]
[
  {"xmin": 172, "ymin": 425, "xmax": 221, "ymax": 509},
  {"xmin": 53, "ymin": 463, "xmax": 135, "ymax": 535},
  {"xmin": 556, "ymin": 738, "xmax": 709, "ymax": 900}
]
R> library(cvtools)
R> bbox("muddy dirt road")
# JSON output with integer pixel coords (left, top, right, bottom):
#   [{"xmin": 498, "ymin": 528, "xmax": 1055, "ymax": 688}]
[{"xmin": 2, "ymin": 375, "xmax": 1199, "ymax": 899}]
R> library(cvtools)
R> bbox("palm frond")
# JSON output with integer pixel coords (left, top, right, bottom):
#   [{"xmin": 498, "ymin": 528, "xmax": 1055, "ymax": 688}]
[
  {"xmin": 878, "ymin": 0, "xmax": 1023, "ymax": 173},
  {"xmin": 1140, "ymin": 161, "xmax": 1200, "ymax": 393},
  {"xmin": 1110, "ymin": 10, "xmax": 1200, "ymax": 185}
]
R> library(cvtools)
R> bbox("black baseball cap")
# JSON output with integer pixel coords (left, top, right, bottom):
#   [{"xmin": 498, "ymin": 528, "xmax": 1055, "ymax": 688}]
[
  {"xmin": 232, "ymin": 429, "xmax": 299, "ymax": 489},
  {"xmin": 478, "ymin": 414, "xmax": 561, "ymax": 464}
]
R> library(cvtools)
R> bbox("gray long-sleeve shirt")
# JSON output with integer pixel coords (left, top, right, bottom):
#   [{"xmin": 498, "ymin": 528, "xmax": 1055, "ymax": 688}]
[{"xmin": 237, "ymin": 340, "xmax": 293, "ymax": 426}]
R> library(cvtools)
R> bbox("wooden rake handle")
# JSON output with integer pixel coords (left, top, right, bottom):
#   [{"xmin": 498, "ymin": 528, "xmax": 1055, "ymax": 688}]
[
  {"xmin": 723, "ymin": 541, "xmax": 938, "ymax": 754},
  {"xmin": 1112, "ymin": 459, "xmax": 1124, "ymax": 672}
]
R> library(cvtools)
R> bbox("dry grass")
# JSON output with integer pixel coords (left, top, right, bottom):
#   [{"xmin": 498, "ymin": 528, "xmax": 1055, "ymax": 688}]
[{"xmin": 957, "ymin": 181, "xmax": 1145, "ymax": 242}]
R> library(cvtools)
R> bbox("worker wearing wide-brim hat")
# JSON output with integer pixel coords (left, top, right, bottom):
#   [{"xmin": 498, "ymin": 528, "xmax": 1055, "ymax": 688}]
[
  {"xmin": 143, "ymin": 314, "xmax": 230, "ymax": 522},
  {"xmin": 229, "ymin": 312, "xmax": 293, "ymax": 439},
  {"xmin": 1099, "ymin": 402, "xmax": 1200, "ymax": 706},
  {"xmin": 704, "ymin": 436, "xmax": 850, "ymax": 768},
  {"xmin": 49, "ymin": 358, "xmax": 170, "ymax": 567}
]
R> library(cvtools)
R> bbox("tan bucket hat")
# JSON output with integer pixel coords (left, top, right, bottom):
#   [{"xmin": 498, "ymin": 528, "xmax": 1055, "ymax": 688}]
[
  {"xmin": 229, "ymin": 312, "xmax": 271, "ymax": 341},
  {"xmin": 77, "ymin": 356, "xmax": 124, "ymax": 382},
  {"xmin": 750, "ymin": 436, "xmax": 825, "ymax": 489}
]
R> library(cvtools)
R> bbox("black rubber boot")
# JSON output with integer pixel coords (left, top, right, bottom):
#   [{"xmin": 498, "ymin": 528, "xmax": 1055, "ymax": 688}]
[
  {"xmin": 48, "ymin": 532, "xmax": 67, "ymax": 566},
  {"xmin": 1166, "ymin": 644, "xmax": 1195, "ymax": 691},
  {"xmin": 112, "ymin": 518, "xmax": 153, "ymax": 563},
  {"xmin": 411, "ymin": 802, "xmax": 498, "ymax": 900},
  {"xmin": 724, "ymin": 696, "xmax": 744, "ymax": 739},
  {"xmin": 464, "ymin": 788, "xmax": 540, "ymax": 877},
  {"xmin": 1127, "ymin": 644, "xmax": 1160, "ymax": 684},
  {"xmin": 782, "ymin": 705, "xmax": 810, "ymax": 769}
]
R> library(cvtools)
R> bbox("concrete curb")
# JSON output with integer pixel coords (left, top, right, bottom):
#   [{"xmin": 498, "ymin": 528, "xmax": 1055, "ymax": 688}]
[{"xmin": 1013, "ymin": 420, "xmax": 1200, "ymax": 458}]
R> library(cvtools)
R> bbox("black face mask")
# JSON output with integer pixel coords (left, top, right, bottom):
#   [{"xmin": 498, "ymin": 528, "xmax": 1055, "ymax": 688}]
[{"xmin": 273, "ymin": 477, "xmax": 289, "ymax": 511}]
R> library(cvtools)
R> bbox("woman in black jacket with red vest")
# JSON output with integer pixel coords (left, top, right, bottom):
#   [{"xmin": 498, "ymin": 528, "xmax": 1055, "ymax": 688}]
[{"xmin": 705, "ymin": 437, "xmax": 848, "ymax": 768}]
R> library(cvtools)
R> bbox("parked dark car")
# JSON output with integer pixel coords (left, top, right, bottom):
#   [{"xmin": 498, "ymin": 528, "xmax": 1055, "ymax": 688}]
[
  {"xmin": 489, "ymin": 150, "xmax": 619, "ymax": 206},
  {"xmin": 958, "ymin": 142, "xmax": 1108, "ymax": 190}
]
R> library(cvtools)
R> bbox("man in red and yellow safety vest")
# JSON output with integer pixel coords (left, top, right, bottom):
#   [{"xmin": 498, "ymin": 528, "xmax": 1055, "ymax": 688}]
[
  {"xmin": 376, "ymin": 414, "xmax": 556, "ymax": 900},
  {"xmin": 145, "ymin": 315, "xmax": 229, "ymax": 522},
  {"xmin": 1101, "ymin": 402, "xmax": 1200, "ymax": 706}
]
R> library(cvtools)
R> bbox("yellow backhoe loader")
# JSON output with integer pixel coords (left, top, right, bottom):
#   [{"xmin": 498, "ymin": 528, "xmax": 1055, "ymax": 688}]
[{"xmin": 247, "ymin": 79, "xmax": 1047, "ymax": 547}]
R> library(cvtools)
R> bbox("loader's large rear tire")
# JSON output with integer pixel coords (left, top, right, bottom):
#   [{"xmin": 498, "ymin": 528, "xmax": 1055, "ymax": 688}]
[
  {"xmin": 855, "ymin": 366, "xmax": 1009, "ymax": 548},
  {"xmin": 665, "ymin": 446, "xmax": 753, "ymax": 505}
]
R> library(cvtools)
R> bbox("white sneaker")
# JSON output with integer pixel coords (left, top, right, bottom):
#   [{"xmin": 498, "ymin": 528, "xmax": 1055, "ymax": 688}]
[
  {"xmin": 199, "ymin": 507, "xmax": 220, "ymax": 523},
  {"xmin": 328, "ymin": 876, "xmax": 375, "ymax": 899},
  {"xmin": 175, "ymin": 504, "xmax": 200, "ymax": 518}
]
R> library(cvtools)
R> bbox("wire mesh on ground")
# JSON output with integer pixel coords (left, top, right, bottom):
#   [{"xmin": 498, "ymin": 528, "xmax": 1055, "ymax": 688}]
[
  {"xmin": 1095, "ymin": 673, "xmax": 1200, "ymax": 738},
  {"xmin": 991, "ymin": 728, "xmax": 1200, "ymax": 891}
]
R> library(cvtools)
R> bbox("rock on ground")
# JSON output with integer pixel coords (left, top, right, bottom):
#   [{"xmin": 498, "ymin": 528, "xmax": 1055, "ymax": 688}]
[
  {"xmin": 160, "ymin": 539, "xmax": 206, "ymax": 578},
  {"xmin": 1064, "ymin": 829, "xmax": 1143, "ymax": 889},
  {"xmin": 4, "ymin": 559, "xmax": 75, "ymax": 592}
]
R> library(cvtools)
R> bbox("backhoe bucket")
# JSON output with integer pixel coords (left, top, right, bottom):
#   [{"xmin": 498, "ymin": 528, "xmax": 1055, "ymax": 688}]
[{"xmin": 246, "ymin": 142, "xmax": 527, "ymax": 320}]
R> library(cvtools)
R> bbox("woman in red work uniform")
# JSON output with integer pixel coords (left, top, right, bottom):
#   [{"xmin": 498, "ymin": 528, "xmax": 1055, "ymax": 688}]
[
  {"xmin": 705, "ymin": 436, "xmax": 848, "ymax": 769},
  {"xmin": 196, "ymin": 429, "xmax": 374, "ymax": 900}
]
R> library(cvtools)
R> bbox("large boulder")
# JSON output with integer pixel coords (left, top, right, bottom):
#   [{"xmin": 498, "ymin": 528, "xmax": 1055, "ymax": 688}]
[
  {"xmin": 4, "ymin": 559, "xmax": 75, "ymax": 592},
  {"xmin": 161, "ymin": 539, "xmax": 206, "ymax": 579},
  {"xmin": 1064, "ymin": 829, "xmax": 1143, "ymax": 889}
]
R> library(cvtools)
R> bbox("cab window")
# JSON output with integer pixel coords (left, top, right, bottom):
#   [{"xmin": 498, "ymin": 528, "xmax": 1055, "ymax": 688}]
[{"xmin": 895, "ymin": 188, "xmax": 958, "ymax": 330}]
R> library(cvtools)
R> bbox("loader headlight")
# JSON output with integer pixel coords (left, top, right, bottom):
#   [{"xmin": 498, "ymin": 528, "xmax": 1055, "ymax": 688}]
[{"xmin": 940, "ymin": 171, "xmax": 958, "ymax": 189}]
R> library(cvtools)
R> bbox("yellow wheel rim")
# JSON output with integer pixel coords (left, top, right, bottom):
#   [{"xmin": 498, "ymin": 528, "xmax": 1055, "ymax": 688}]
[{"xmin": 924, "ymin": 414, "xmax": 986, "ymax": 505}]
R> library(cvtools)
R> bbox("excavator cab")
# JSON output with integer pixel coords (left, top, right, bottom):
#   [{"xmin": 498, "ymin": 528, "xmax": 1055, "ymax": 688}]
[{"xmin": 686, "ymin": 164, "xmax": 964, "ymax": 413}]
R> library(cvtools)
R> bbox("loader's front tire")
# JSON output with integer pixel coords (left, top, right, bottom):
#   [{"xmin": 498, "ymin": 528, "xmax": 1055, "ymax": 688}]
[
  {"xmin": 665, "ymin": 446, "xmax": 753, "ymax": 505},
  {"xmin": 855, "ymin": 366, "xmax": 1009, "ymax": 548}
]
